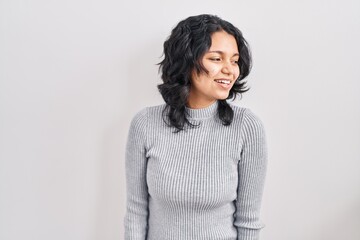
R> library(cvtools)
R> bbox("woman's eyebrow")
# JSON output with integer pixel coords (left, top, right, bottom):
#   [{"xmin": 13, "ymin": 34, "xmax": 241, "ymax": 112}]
[{"xmin": 207, "ymin": 50, "xmax": 239, "ymax": 57}]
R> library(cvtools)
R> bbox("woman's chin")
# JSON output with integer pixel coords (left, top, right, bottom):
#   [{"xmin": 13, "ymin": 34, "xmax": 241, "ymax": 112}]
[{"xmin": 216, "ymin": 93, "xmax": 230, "ymax": 100}]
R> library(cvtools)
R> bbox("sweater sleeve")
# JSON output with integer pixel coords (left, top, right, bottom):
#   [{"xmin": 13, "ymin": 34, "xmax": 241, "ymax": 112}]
[
  {"xmin": 234, "ymin": 108, "xmax": 268, "ymax": 240},
  {"xmin": 124, "ymin": 108, "xmax": 149, "ymax": 239}
]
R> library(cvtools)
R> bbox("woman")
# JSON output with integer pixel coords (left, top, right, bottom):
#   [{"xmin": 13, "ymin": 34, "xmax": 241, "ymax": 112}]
[{"xmin": 124, "ymin": 14, "xmax": 268, "ymax": 240}]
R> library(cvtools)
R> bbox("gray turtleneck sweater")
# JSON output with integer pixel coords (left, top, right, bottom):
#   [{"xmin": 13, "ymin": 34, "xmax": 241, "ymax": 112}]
[{"xmin": 124, "ymin": 100, "xmax": 268, "ymax": 240}]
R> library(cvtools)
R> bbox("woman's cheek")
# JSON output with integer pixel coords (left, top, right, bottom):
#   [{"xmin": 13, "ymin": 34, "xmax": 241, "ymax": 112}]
[
  {"xmin": 235, "ymin": 68, "xmax": 240, "ymax": 79},
  {"xmin": 211, "ymin": 67, "xmax": 220, "ymax": 75}
]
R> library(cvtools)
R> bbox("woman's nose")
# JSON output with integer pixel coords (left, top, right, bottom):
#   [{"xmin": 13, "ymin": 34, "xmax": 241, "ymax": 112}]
[{"xmin": 221, "ymin": 61, "xmax": 234, "ymax": 75}]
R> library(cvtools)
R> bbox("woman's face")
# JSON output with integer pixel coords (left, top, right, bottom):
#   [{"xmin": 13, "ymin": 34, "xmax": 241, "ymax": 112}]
[{"xmin": 187, "ymin": 30, "xmax": 240, "ymax": 108}]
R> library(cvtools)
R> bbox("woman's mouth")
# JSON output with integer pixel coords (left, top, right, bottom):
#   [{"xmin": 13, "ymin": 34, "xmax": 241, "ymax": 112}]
[{"xmin": 214, "ymin": 79, "xmax": 232, "ymax": 89}]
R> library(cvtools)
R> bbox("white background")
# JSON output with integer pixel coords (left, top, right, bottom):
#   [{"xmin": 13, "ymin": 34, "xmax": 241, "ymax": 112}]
[{"xmin": 1, "ymin": 0, "xmax": 359, "ymax": 239}]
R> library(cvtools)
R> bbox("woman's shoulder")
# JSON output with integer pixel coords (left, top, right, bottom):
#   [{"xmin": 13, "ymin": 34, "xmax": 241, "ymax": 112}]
[
  {"xmin": 146, "ymin": 103, "xmax": 167, "ymax": 114},
  {"xmin": 228, "ymin": 102, "xmax": 266, "ymax": 130},
  {"xmin": 130, "ymin": 103, "xmax": 167, "ymax": 123}
]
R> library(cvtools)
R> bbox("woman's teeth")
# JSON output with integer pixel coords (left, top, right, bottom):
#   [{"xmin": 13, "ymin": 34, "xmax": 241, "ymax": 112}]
[{"xmin": 215, "ymin": 79, "xmax": 230, "ymax": 84}]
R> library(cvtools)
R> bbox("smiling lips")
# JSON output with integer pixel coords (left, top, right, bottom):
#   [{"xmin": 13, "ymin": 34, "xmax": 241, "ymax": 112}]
[{"xmin": 214, "ymin": 79, "xmax": 232, "ymax": 89}]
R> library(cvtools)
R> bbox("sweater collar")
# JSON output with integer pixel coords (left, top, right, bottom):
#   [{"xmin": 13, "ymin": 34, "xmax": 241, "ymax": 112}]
[{"xmin": 185, "ymin": 100, "xmax": 219, "ymax": 119}]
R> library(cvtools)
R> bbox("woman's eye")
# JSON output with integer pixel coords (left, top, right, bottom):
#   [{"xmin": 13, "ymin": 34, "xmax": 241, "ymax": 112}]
[{"xmin": 210, "ymin": 58, "xmax": 221, "ymax": 61}]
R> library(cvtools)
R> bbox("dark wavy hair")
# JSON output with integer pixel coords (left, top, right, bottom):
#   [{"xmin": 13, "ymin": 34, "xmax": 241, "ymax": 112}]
[{"xmin": 157, "ymin": 14, "xmax": 252, "ymax": 133}]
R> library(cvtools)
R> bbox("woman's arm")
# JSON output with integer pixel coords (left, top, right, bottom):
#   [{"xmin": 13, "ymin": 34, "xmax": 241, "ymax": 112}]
[
  {"xmin": 234, "ymin": 109, "xmax": 268, "ymax": 240},
  {"xmin": 124, "ymin": 108, "xmax": 149, "ymax": 239}
]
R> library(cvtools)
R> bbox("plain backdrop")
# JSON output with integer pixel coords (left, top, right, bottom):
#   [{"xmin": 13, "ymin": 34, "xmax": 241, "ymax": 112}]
[{"xmin": 1, "ymin": 0, "xmax": 359, "ymax": 239}]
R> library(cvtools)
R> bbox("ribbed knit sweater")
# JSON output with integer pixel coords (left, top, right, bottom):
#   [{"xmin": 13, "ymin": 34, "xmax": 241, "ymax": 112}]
[{"xmin": 124, "ymin": 100, "xmax": 268, "ymax": 240}]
